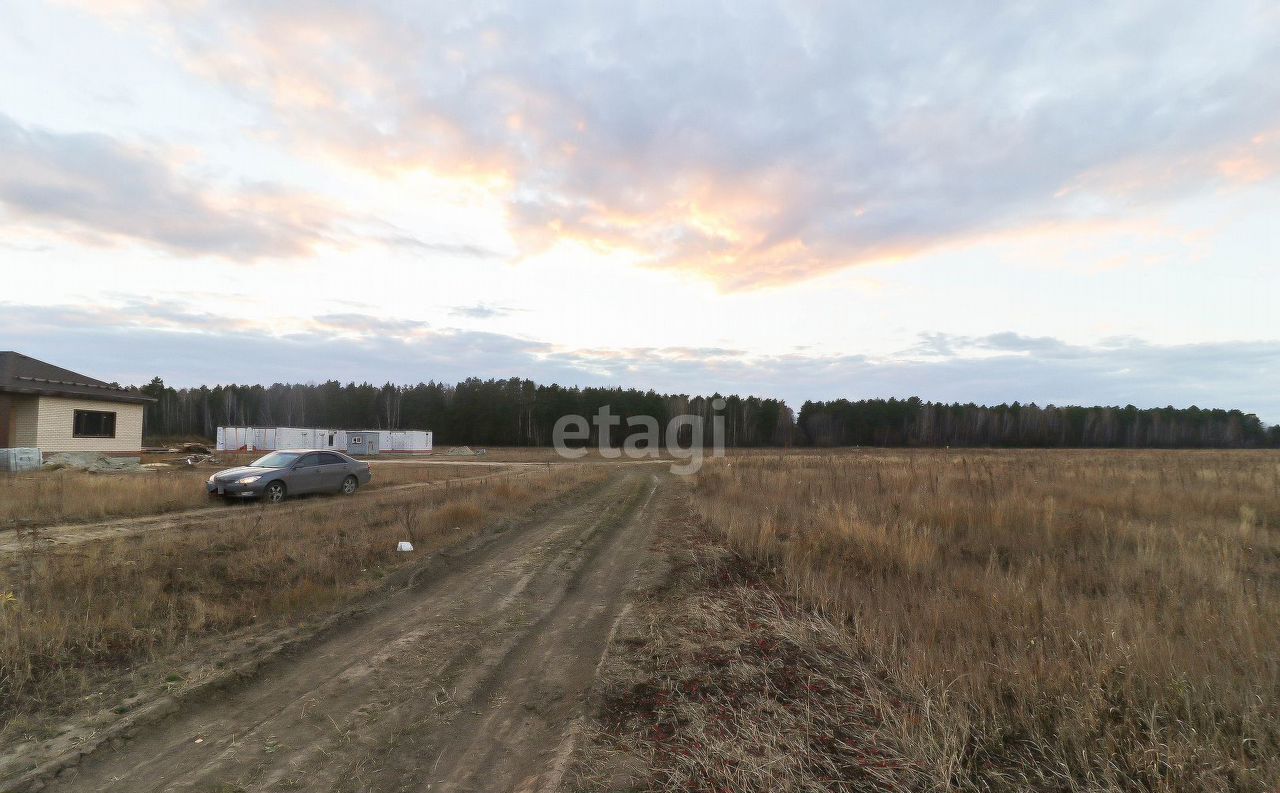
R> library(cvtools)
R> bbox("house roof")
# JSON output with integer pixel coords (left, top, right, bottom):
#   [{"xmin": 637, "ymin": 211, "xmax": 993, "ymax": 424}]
[{"xmin": 0, "ymin": 352, "xmax": 155, "ymax": 405}]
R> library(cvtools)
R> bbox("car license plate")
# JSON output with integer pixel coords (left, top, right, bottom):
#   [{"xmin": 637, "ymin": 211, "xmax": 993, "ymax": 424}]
[{"xmin": 217, "ymin": 486, "xmax": 224, "ymax": 495}]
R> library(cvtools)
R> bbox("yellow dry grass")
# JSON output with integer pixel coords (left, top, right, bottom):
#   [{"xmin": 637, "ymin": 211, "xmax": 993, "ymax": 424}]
[
  {"xmin": 428, "ymin": 446, "xmax": 688, "ymax": 463},
  {"xmin": 0, "ymin": 463, "xmax": 502, "ymax": 527},
  {"xmin": 579, "ymin": 529, "xmax": 927, "ymax": 793},
  {"xmin": 0, "ymin": 466, "xmax": 604, "ymax": 725},
  {"xmin": 691, "ymin": 449, "xmax": 1280, "ymax": 791},
  {"xmin": 0, "ymin": 470, "xmax": 211, "ymax": 525}
]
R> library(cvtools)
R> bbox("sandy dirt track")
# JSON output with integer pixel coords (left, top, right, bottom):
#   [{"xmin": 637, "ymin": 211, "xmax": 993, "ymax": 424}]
[{"xmin": 38, "ymin": 469, "xmax": 664, "ymax": 793}]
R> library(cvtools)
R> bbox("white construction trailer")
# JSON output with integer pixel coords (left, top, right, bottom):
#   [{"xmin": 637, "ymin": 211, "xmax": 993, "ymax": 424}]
[{"xmin": 215, "ymin": 427, "xmax": 433, "ymax": 455}]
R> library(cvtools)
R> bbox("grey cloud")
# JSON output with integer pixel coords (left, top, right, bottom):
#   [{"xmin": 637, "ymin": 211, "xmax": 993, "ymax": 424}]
[
  {"xmin": 0, "ymin": 301, "xmax": 553, "ymax": 388},
  {"xmin": 0, "ymin": 113, "xmax": 338, "ymax": 258},
  {"xmin": 923, "ymin": 332, "xmax": 1078, "ymax": 357},
  {"xmin": 0, "ymin": 112, "xmax": 505, "ymax": 262},
  {"xmin": 310, "ymin": 313, "xmax": 433, "ymax": 336},
  {"xmin": 378, "ymin": 230, "xmax": 502, "ymax": 259},
  {"xmin": 141, "ymin": 0, "xmax": 1280, "ymax": 286},
  {"xmin": 2, "ymin": 302, "xmax": 1276, "ymax": 422},
  {"xmin": 541, "ymin": 335, "xmax": 1280, "ymax": 421},
  {"xmin": 0, "ymin": 239, "xmax": 52, "ymax": 253},
  {"xmin": 449, "ymin": 304, "xmax": 524, "ymax": 320}
]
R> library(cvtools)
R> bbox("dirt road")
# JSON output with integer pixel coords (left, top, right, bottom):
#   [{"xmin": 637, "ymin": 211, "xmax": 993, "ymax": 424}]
[{"xmin": 40, "ymin": 469, "xmax": 664, "ymax": 793}]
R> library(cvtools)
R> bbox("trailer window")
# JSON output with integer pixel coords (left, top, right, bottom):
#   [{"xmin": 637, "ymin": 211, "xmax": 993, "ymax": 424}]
[{"xmin": 73, "ymin": 410, "xmax": 116, "ymax": 438}]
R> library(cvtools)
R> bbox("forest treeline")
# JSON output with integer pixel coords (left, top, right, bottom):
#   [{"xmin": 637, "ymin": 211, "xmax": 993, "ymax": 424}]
[
  {"xmin": 798, "ymin": 397, "xmax": 1278, "ymax": 448},
  {"xmin": 138, "ymin": 377, "xmax": 794, "ymax": 447},
  {"xmin": 136, "ymin": 377, "xmax": 1280, "ymax": 448}
]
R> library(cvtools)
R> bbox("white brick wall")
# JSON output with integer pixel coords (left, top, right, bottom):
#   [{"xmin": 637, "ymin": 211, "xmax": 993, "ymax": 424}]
[
  {"xmin": 33, "ymin": 396, "xmax": 145, "ymax": 453},
  {"xmin": 10, "ymin": 395, "xmax": 39, "ymax": 447}
]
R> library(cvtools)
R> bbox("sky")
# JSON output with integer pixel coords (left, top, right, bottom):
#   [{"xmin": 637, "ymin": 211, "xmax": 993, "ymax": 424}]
[{"xmin": 1, "ymin": 1, "xmax": 1277, "ymax": 419}]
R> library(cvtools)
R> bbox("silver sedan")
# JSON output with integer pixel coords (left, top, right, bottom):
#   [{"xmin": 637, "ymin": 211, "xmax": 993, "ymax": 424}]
[{"xmin": 206, "ymin": 449, "xmax": 373, "ymax": 503}]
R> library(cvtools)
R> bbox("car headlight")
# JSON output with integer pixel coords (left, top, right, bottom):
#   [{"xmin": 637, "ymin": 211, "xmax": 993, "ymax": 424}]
[
  {"xmin": 208, "ymin": 474, "xmax": 216, "ymax": 483},
  {"xmin": 236, "ymin": 475, "xmax": 262, "ymax": 484}
]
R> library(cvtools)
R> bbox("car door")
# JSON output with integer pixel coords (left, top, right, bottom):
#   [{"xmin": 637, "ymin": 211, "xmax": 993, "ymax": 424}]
[
  {"xmin": 317, "ymin": 452, "xmax": 348, "ymax": 491},
  {"xmin": 289, "ymin": 452, "xmax": 323, "ymax": 494}
]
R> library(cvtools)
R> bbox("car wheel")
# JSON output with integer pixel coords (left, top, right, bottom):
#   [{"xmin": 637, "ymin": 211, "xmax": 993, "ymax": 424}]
[
  {"xmin": 341, "ymin": 475, "xmax": 358, "ymax": 495},
  {"xmin": 265, "ymin": 481, "xmax": 287, "ymax": 503}
]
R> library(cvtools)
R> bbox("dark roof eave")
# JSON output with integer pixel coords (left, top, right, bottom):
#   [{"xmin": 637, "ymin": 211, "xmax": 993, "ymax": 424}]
[{"xmin": 0, "ymin": 385, "xmax": 156, "ymax": 404}]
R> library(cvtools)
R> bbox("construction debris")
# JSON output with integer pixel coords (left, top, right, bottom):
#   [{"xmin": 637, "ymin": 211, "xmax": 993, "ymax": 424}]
[
  {"xmin": 1, "ymin": 448, "xmax": 41, "ymax": 473},
  {"xmin": 42, "ymin": 452, "xmax": 147, "ymax": 473}
]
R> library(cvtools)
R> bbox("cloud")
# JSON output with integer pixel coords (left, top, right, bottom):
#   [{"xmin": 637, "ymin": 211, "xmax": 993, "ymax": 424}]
[
  {"xmin": 533, "ymin": 334, "xmax": 1280, "ymax": 421},
  {"xmin": 0, "ymin": 112, "xmax": 342, "ymax": 258},
  {"xmin": 376, "ymin": 228, "xmax": 501, "ymax": 259},
  {"xmin": 449, "ymin": 303, "xmax": 523, "ymax": 319},
  {"xmin": 2, "ymin": 301, "xmax": 1276, "ymax": 421},
  {"xmin": 0, "ymin": 112, "xmax": 507, "ymax": 262},
  {"xmin": 79, "ymin": 0, "xmax": 1280, "ymax": 288},
  {"xmin": 309, "ymin": 313, "xmax": 435, "ymax": 338},
  {"xmin": 0, "ymin": 300, "xmax": 552, "ymax": 387}
]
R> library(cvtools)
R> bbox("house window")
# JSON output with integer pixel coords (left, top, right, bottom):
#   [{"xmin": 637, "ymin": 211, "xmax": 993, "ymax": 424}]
[{"xmin": 73, "ymin": 409, "xmax": 117, "ymax": 438}]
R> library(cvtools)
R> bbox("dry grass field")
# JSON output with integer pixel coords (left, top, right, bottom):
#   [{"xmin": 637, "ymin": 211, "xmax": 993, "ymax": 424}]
[
  {"xmin": 0, "ymin": 466, "xmax": 605, "ymax": 736},
  {"xmin": 0, "ymin": 462, "xmax": 499, "ymax": 527},
  {"xmin": 7, "ymin": 449, "xmax": 1277, "ymax": 791},
  {"xmin": 0, "ymin": 470, "xmax": 211, "ymax": 526},
  {"xmin": 677, "ymin": 450, "xmax": 1280, "ymax": 791},
  {"xmin": 425, "ymin": 446, "xmax": 690, "ymax": 463}
]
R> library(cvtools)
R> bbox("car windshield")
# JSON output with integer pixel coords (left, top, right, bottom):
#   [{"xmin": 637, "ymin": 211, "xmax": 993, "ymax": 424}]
[{"xmin": 250, "ymin": 451, "xmax": 302, "ymax": 468}]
